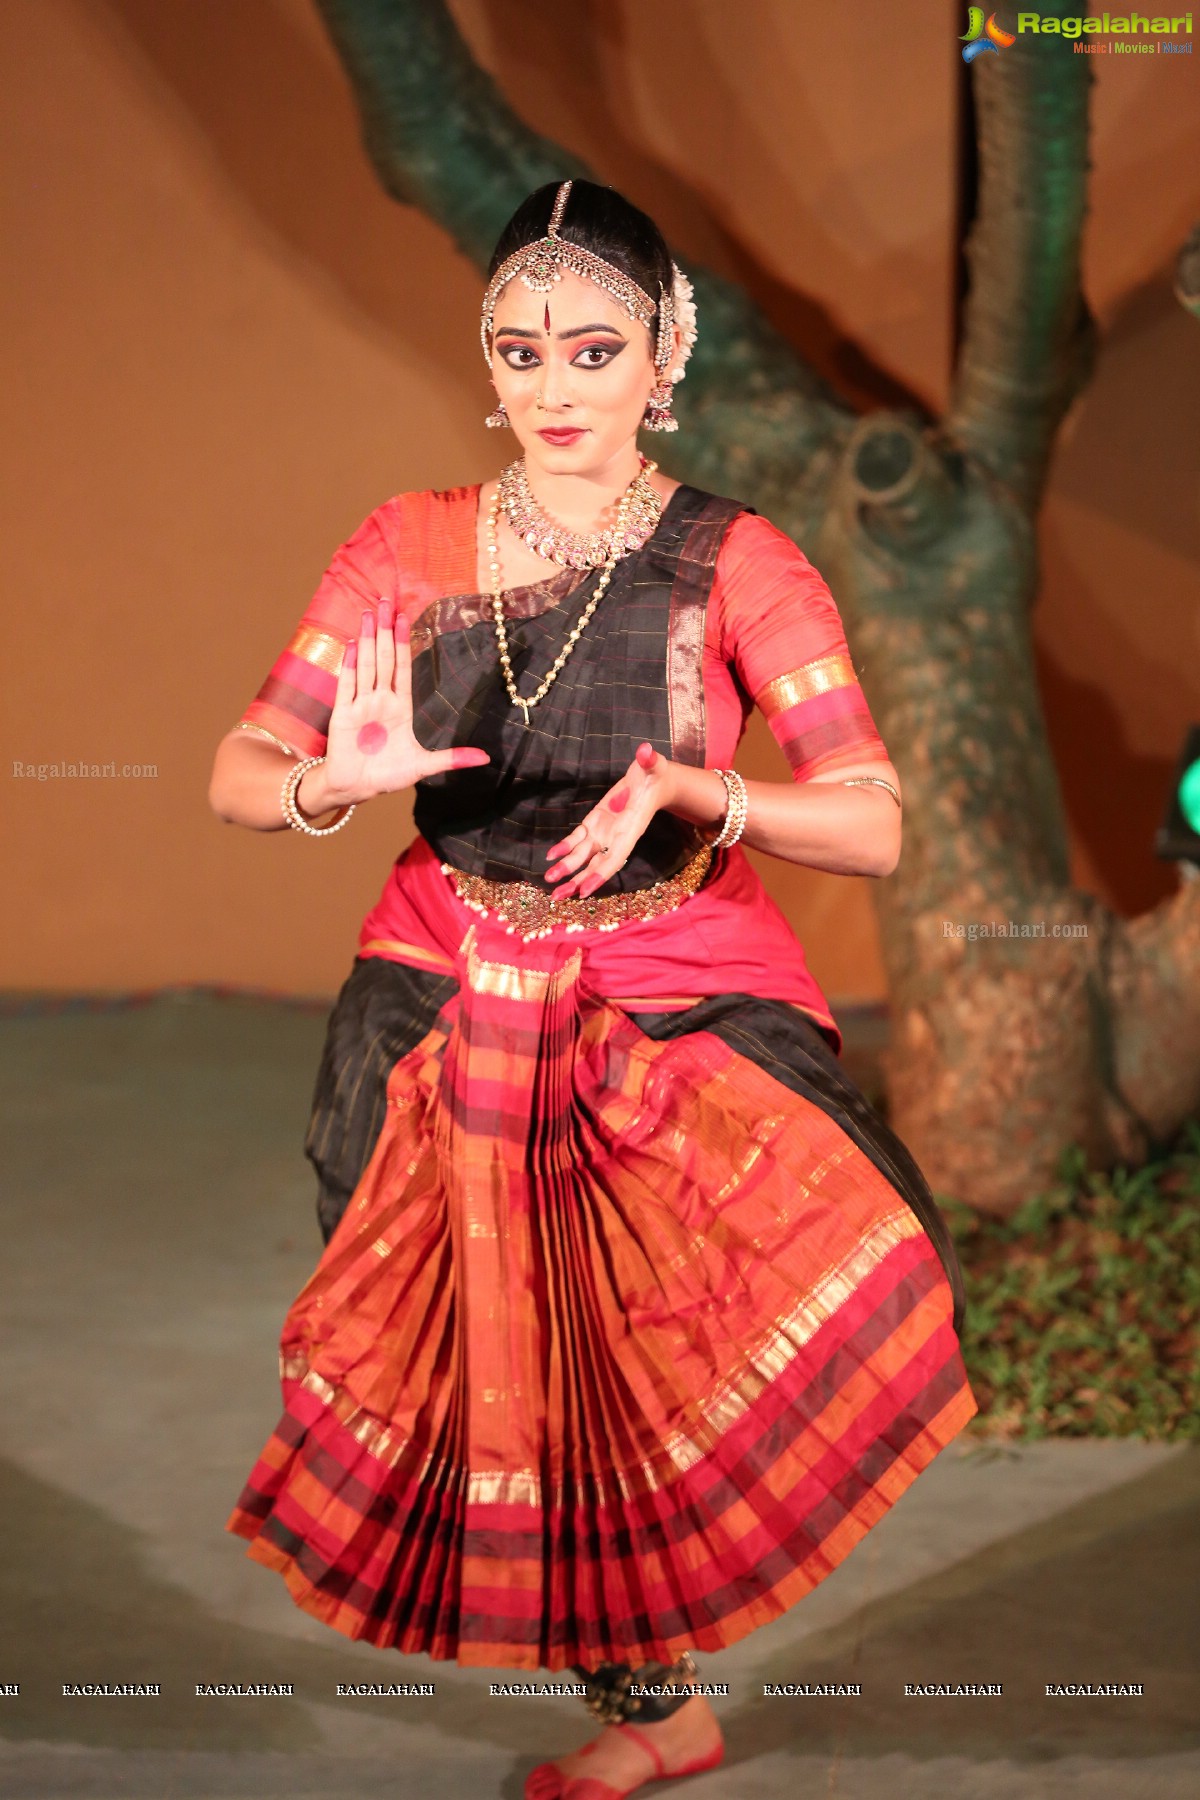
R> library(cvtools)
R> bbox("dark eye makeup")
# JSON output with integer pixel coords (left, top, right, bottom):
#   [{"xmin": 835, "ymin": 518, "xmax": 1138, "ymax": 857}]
[
  {"xmin": 495, "ymin": 337, "xmax": 627, "ymax": 370},
  {"xmin": 573, "ymin": 340, "xmax": 626, "ymax": 367},
  {"xmin": 497, "ymin": 343, "xmax": 541, "ymax": 368}
]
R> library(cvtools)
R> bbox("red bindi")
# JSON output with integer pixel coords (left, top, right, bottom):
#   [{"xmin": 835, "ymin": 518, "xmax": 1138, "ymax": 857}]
[
  {"xmin": 544, "ymin": 301, "xmax": 551, "ymax": 331},
  {"xmin": 356, "ymin": 722, "xmax": 388, "ymax": 755}
]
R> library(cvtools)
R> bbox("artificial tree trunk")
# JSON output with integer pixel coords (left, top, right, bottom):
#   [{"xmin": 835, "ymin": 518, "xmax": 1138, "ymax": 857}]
[{"xmin": 314, "ymin": 0, "xmax": 1200, "ymax": 1212}]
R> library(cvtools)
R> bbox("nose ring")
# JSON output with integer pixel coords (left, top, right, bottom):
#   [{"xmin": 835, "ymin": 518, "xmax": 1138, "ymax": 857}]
[{"xmin": 535, "ymin": 388, "xmax": 546, "ymax": 409}]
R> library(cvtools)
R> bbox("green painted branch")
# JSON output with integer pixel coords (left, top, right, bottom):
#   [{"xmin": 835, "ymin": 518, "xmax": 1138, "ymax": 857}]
[
  {"xmin": 946, "ymin": 5, "xmax": 1095, "ymax": 510},
  {"xmin": 315, "ymin": 0, "xmax": 576, "ymax": 264},
  {"xmin": 845, "ymin": 416, "xmax": 966, "ymax": 551},
  {"xmin": 313, "ymin": 0, "xmax": 852, "ymax": 536}
]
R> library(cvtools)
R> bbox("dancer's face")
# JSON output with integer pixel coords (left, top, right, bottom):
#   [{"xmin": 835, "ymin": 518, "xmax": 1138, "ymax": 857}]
[{"xmin": 489, "ymin": 268, "xmax": 672, "ymax": 481}]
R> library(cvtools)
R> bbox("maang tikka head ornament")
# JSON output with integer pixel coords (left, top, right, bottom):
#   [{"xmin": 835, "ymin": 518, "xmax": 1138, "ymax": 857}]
[{"xmin": 481, "ymin": 180, "xmax": 698, "ymax": 432}]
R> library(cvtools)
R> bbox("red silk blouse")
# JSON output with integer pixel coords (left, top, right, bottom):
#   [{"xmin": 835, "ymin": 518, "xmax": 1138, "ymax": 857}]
[
  {"xmin": 239, "ymin": 485, "xmax": 889, "ymax": 781},
  {"xmin": 237, "ymin": 486, "xmax": 891, "ymax": 1048}
]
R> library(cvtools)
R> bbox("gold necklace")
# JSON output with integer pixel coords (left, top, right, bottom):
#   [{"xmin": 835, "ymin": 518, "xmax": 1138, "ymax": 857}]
[
  {"xmin": 487, "ymin": 463, "xmax": 656, "ymax": 727},
  {"xmin": 499, "ymin": 454, "xmax": 662, "ymax": 567}
]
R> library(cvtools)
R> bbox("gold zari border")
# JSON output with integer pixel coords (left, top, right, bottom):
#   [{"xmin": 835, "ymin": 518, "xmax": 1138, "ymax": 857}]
[
  {"xmin": 462, "ymin": 922, "xmax": 583, "ymax": 1002},
  {"xmin": 276, "ymin": 1206, "xmax": 926, "ymax": 1508},
  {"xmin": 660, "ymin": 1204, "xmax": 923, "ymax": 1474},
  {"xmin": 465, "ymin": 1469, "xmax": 541, "ymax": 1507},
  {"xmin": 756, "ymin": 653, "xmax": 856, "ymax": 718},
  {"xmin": 288, "ymin": 624, "xmax": 347, "ymax": 674},
  {"xmin": 360, "ymin": 937, "xmax": 456, "ymax": 974},
  {"xmin": 279, "ymin": 1353, "xmax": 545, "ymax": 1505}
]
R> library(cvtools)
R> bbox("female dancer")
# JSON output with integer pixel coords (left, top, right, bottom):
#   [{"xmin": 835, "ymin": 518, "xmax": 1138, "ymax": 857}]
[{"xmin": 210, "ymin": 179, "xmax": 976, "ymax": 1800}]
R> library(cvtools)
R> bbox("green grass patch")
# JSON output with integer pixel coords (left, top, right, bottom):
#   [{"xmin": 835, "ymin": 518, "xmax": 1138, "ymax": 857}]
[{"xmin": 940, "ymin": 1120, "xmax": 1200, "ymax": 1443}]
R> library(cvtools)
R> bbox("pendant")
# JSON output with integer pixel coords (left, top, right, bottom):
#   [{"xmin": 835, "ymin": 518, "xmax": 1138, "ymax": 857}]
[{"xmin": 517, "ymin": 697, "xmax": 531, "ymax": 727}]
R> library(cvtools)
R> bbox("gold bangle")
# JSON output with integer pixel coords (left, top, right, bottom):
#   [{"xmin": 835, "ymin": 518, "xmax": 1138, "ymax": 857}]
[
  {"xmin": 236, "ymin": 720, "xmax": 299, "ymax": 758},
  {"xmin": 842, "ymin": 774, "xmax": 901, "ymax": 809}
]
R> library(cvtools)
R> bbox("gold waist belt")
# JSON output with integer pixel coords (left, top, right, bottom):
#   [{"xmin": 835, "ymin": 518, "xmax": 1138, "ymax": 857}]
[{"xmin": 440, "ymin": 842, "xmax": 713, "ymax": 941}]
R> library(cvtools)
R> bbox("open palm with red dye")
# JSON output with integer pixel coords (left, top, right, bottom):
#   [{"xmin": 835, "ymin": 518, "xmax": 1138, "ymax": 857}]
[
  {"xmin": 322, "ymin": 598, "xmax": 491, "ymax": 807},
  {"xmin": 544, "ymin": 741, "xmax": 677, "ymax": 900}
]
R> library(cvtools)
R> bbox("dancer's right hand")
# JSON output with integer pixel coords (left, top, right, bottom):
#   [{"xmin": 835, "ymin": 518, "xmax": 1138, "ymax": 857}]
[{"xmin": 314, "ymin": 598, "xmax": 490, "ymax": 809}]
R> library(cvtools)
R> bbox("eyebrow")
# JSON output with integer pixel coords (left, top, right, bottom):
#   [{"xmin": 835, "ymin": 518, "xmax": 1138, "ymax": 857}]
[{"xmin": 493, "ymin": 323, "xmax": 629, "ymax": 341}]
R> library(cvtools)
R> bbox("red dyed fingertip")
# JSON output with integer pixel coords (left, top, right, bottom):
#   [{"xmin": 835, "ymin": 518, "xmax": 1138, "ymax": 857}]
[{"xmin": 344, "ymin": 642, "xmax": 358, "ymax": 670}]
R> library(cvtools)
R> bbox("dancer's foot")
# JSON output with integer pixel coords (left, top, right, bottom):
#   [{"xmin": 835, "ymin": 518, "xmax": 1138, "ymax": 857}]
[{"xmin": 524, "ymin": 1694, "xmax": 724, "ymax": 1799}]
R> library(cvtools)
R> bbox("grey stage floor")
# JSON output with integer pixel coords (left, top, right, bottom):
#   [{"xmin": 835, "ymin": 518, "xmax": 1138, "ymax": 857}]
[{"xmin": 0, "ymin": 995, "xmax": 1195, "ymax": 1799}]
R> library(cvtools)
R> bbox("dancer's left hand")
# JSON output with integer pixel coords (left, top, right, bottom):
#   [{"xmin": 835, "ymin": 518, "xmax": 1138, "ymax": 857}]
[{"xmin": 544, "ymin": 742, "xmax": 675, "ymax": 900}]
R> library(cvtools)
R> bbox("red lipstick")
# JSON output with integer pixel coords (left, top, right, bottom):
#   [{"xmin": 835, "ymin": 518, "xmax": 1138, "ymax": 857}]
[{"xmin": 536, "ymin": 427, "xmax": 587, "ymax": 446}]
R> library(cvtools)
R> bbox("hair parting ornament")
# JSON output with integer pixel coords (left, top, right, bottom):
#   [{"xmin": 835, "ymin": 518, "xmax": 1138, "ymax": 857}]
[{"xmin": 480, "ymin": 180, "xmax": 698, "ymax": 391}]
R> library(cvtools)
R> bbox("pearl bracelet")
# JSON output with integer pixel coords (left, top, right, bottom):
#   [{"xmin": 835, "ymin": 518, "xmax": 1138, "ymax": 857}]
[
  {"xmin": 709, "ymin": 767, "xmax": 748, "ymax": 850},
  {"xmin": 280, "ymin": 755, "xmax": 356, "ymax": 837}
]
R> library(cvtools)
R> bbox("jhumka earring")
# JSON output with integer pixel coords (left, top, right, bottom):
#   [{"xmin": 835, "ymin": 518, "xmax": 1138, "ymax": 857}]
[
  {"xmin": 485, "ymin": 399, "xmax": 510, "ymax": 429},
  {"xmin": 642, "ymin": 379, "xmax": 678, "ymax": 433},
  {"xmin": 641, "ymin": 264, "xmax": 697, "ymax": 432}
]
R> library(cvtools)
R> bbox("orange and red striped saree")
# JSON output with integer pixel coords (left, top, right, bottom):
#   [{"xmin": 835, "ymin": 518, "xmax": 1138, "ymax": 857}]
[{"xmin": 225, "ymin": 483, "xmax": 977, "ymax": 1669}]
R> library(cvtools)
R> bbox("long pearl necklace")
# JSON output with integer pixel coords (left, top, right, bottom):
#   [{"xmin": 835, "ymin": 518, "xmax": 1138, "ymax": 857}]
[{"xmin": 487, "ymin": 462, "xmax": 655, "ymax": 727}]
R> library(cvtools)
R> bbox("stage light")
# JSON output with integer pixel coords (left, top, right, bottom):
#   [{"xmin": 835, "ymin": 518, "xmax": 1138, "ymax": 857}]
[{"xmin": 1156, "ymin": 725, "xmax": 1200, "ymax": 871}]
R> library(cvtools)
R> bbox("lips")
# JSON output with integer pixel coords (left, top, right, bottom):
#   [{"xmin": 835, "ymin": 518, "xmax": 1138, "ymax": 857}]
[{"xmin": 536, "ymin": 428, "xmax": 587, "ymax": 445}]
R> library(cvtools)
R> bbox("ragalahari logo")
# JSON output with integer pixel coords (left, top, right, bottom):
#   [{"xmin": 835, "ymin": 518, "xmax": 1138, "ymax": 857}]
[{"xmin": 961, "ymin": 8, "xmax": 1018, "ymax": 58}]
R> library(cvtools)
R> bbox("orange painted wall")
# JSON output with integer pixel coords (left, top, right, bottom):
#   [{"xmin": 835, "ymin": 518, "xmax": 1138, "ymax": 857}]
[{"xmin": 3, "ymin": 0, "xmax": 1197, "ymax": 998}]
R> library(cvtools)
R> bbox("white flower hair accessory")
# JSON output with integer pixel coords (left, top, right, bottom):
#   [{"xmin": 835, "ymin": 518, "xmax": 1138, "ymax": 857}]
[{"xmin": 667, "ymin": 263, "xmax": 698, "ymax": 384}]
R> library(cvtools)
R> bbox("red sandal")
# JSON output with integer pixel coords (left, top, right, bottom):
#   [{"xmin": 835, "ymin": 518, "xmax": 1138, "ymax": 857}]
[{"xmin": 524, "ymin": 1718, "xmax": 725, "ymax": 1799}]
